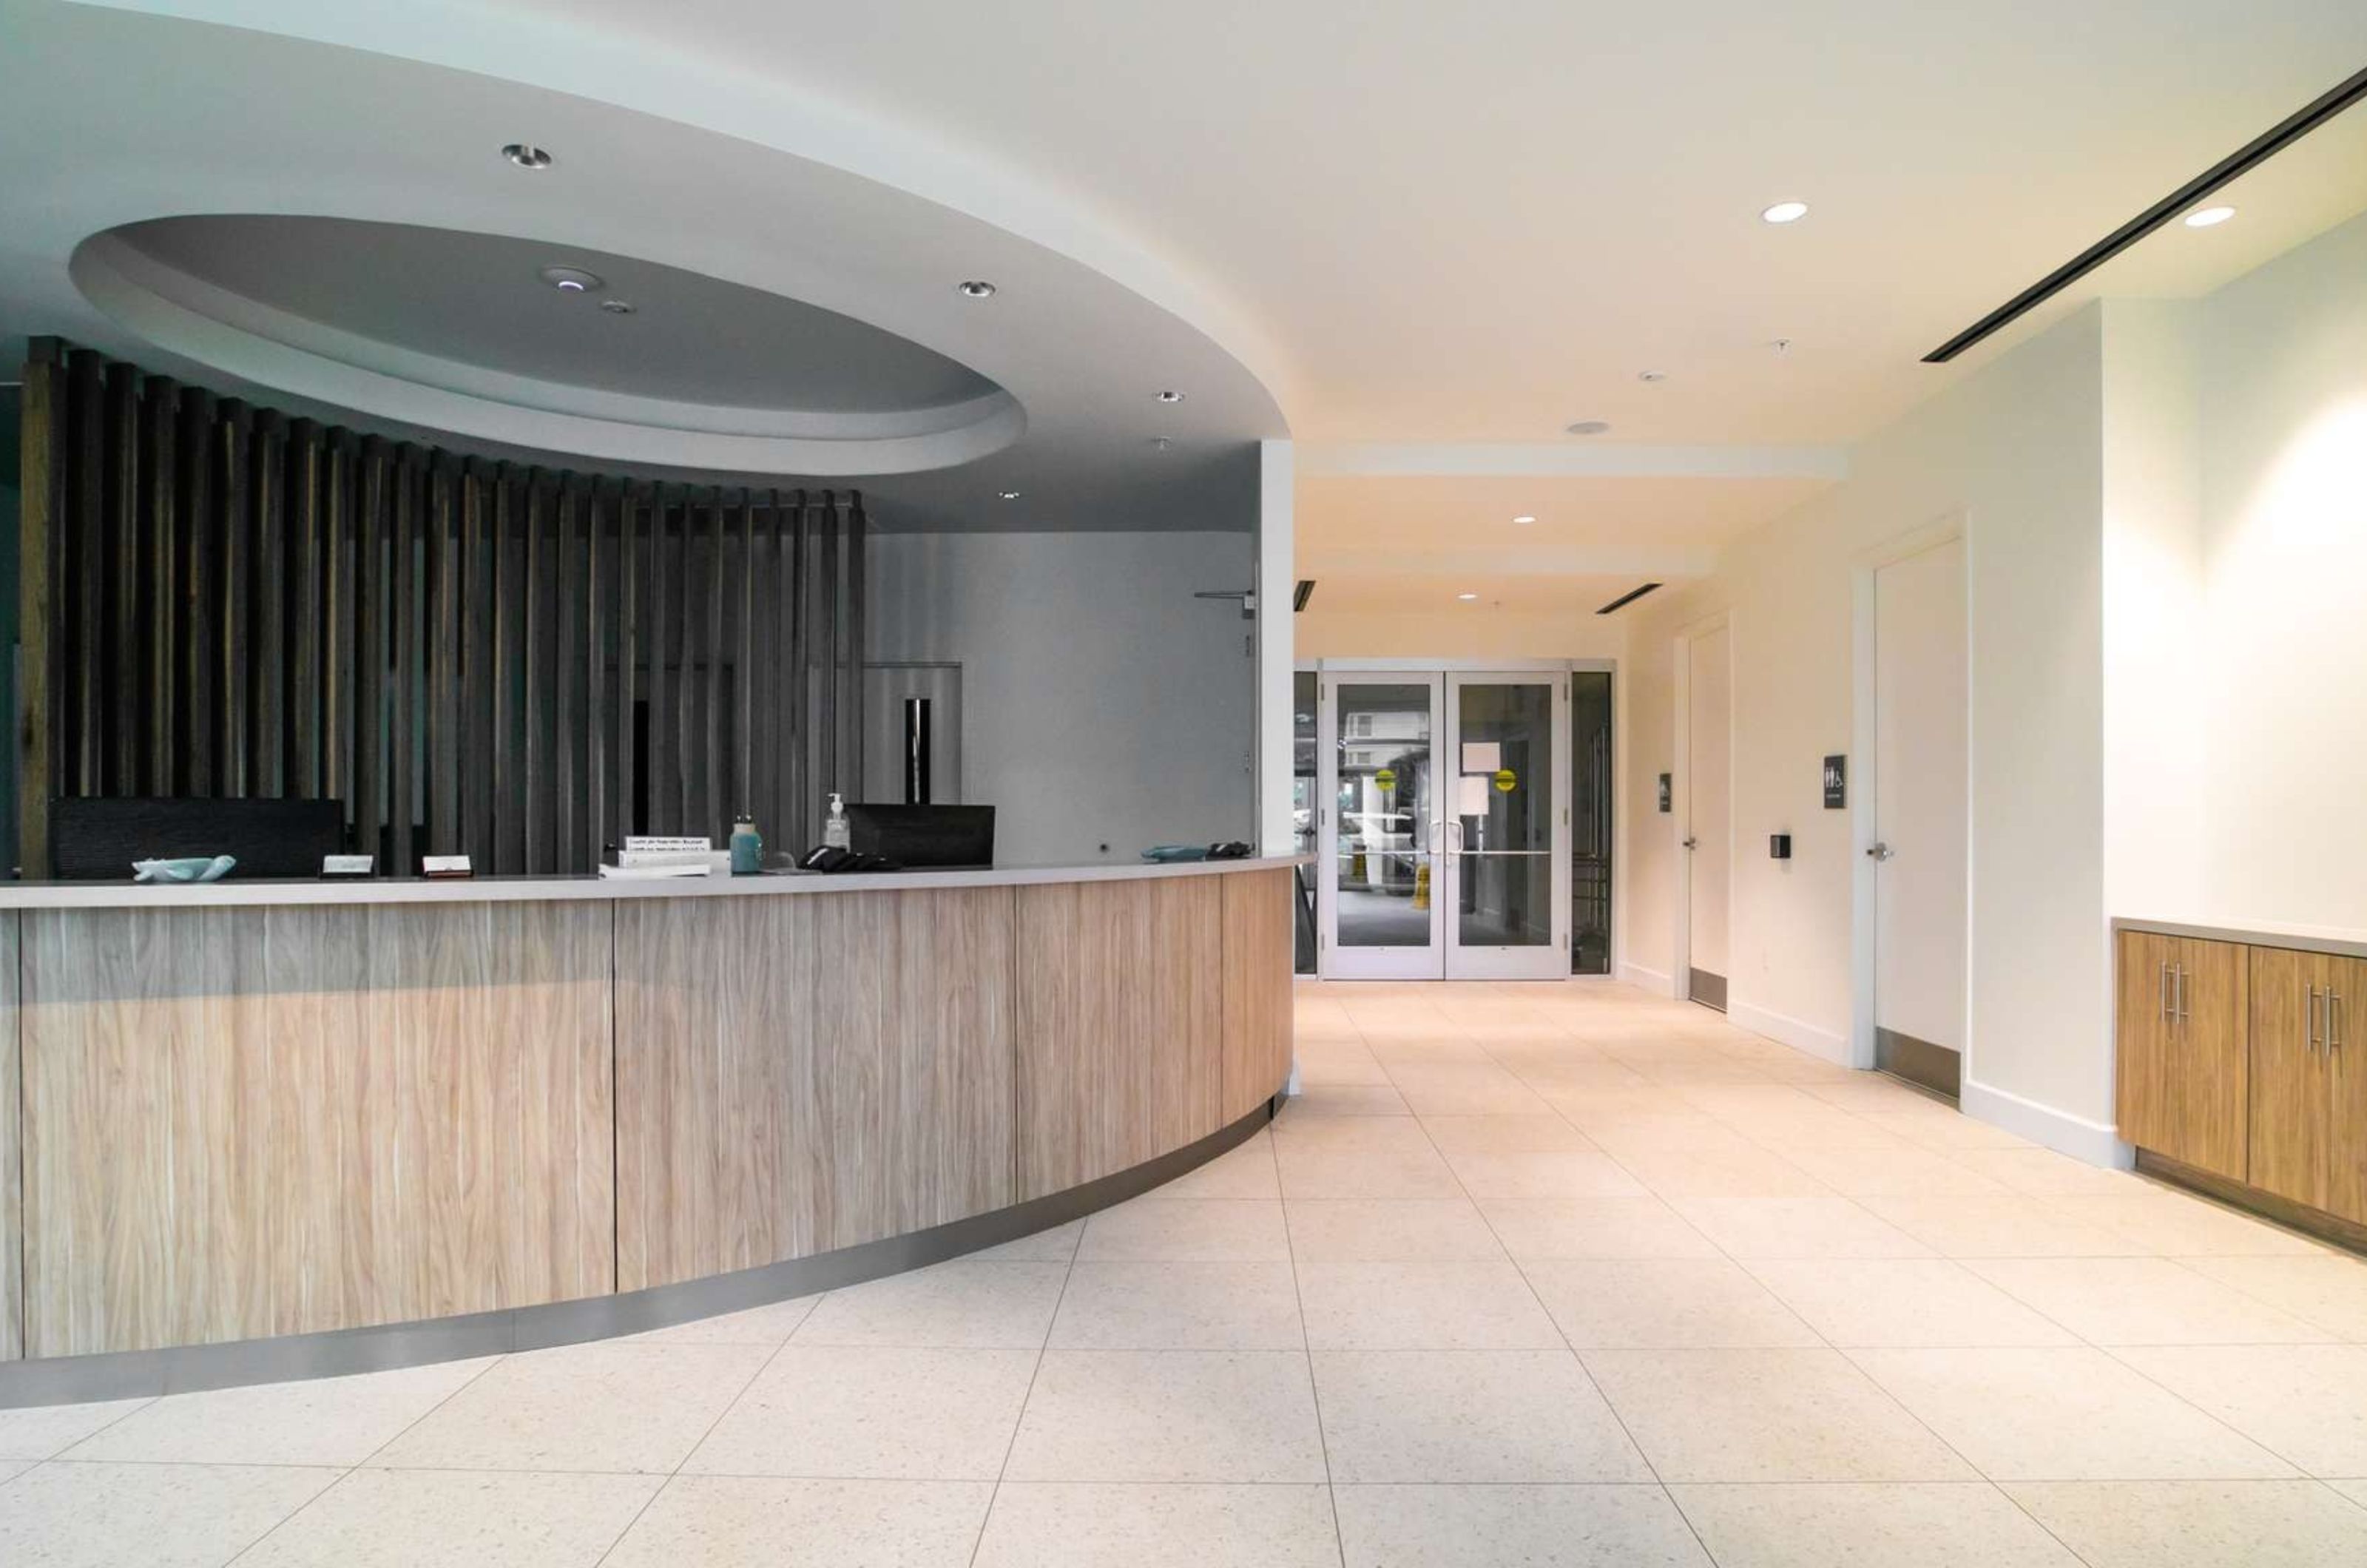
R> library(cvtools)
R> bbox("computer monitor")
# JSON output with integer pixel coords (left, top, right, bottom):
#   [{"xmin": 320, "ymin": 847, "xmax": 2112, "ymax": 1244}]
[{"xmin": 844, "ymin": 803, "xmax": 995, "ymax": 869}]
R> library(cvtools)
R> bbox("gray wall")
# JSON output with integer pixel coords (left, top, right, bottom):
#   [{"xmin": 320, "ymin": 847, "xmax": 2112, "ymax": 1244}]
[{"xmin": 868, "ymin": 530, "xmax": 1257, "ymax": 865}]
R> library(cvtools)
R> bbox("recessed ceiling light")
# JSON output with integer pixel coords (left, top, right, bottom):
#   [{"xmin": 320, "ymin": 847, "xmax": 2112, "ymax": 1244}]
[
  {"xmin": 1155, "ymin": 390, "xmax": 1186, "ymax": 404},
  {"xmin": 956, "ymin": 280, "xmax": 997, "ymax": 298},
  {"xmin": 1512, "ymin": 514, "xmax": 1537, "ymax": 525},
  {"xmin": 1638, "ymin": 370, "xmax": 1667, "ymax": 383},
  {"xmin": 2184, "ymin": 205, "xmax": 2237, "ymax": 228},
  {"xmin": 599, "ymin": 299, "xmax": 636, "ymax": 315},
  {"xmin": 502, "ymin": 143, "xmax": 553, "ymax": 170},
  {"xmin": 539, "ymin": 265, "xmax": 604, "ymax": 294},
  {"xmin": 997, "ymin": 489, "xmax": 1022, "ymax": 501},
  {"xmin": 1760, "ymin": 200, "xmax": 1809, "ymax": 224},
  {"xmin": 1565, "ymin": 420, "xmax": 1611, "ymax": 436},
  {"xmin": 1457, "ymin": 592, "xmax": 1479, "ymax": 601}
]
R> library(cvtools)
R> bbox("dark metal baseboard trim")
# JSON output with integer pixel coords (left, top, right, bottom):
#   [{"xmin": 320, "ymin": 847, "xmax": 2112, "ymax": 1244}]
[
  {"xmin": 0, "ymin": 1093, "xmax": 1282, "ymax": 1410},
  {"xmin": 1687, "ymin": 967, "xmax": 1726, "ymax": 1013},
  {"xmin": 1875, "ymin": 1027, "xmax": 1962, "ymax": 1101},
  {"xmin": 2135, "ymin": 1149, "xmax": 2367, "ymax": 1260}
]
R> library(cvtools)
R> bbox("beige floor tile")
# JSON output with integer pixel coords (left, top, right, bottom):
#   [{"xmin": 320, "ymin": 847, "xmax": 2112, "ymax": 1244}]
[
  {"xmin": 2181, "ymin": 1253, "xmax": 2367, "ymax": 1341},
  {"xmin": 974, "ymin": 1481, "xmax": 1338, "ymax": 1567},
  {"xmin": 620, "ymin": 1293, "xmax": 819, "ymax": 1346},
  {"xmin": 1291, "ymin": 1040, "xmax": 1394, "ymax": 1085},
  {"xmin": 1671, "ymin": 1481, "xmax": 2081, "ymax": 1567},
  {"xmin": 1365, "ymin": 1035, "xmax": 1495, "ymax": 1065},
  {"xmin": 2328, "ymin": 1476, "xmax": 2367, "ymax": 1506},
  {"xmin": 683, "ymin": 1345, "xmax": 1038, "ymax": 1479},
  {"xmin": 1612, "ymin": 1143, "xmax": 1834, "ymax": 1200},
  {"xmin": 1276, "ymin": 1083, "xmax": 1410, "ymax": 1116},
  {"xmin": 1771, "ymin": 1141, "xmax": 2011, "ymax": 1197},
  {"xmin": 1419, "ymin": 1113, "xmax": 1596, "ymax": 1152},
  {"xmin": 1671, "ymin": 1196, "xmax": 1935, "ymax": 1259},
  {"xmin": 1746, "ymin": 1258, "xmax": 2078, "ymax": 1348},
  {"xmin": 1801, "ymin": 1079, "xmax": 1959, "ymax": 1117},
  {"xmin": 1582, "ymin": 1348, "xmax": 1973, "ymax": 1482},
  {"xmin": 606, "ymin": 1476, "xmax": 990, "ymax": 1567},
  {"xmin": 1526, "ymin": 1259, "xmax": 1822, "ymax": 1348},
  {"xmin": 1311, "ymin": 1349, "xmax": 1650, "ymax": 1483},
  {"xmin": 1275, "ymin": 1144, "xmax": 1465, "ymax": 1202},
  {"xmin": 1272, "ymin": 1115, "xmax": 1438, "ymax": 1154},
  {"xmin": 2050, "ymin": 1190, "xmax": 2324, "ymax": 1257},
  {"xmin": 1385, "ymin": 1063, "xmax": 1554, "ymax": 1115},
  {"xmin": 1333, "ymin": 1482, "xmax": 1711, "ymax": 1567},
  {"xmin": 791, "ymin": 1260, "xmax": 1069, "ymax": 1348},
  {"xmin": 2005, "ymin": 1478, "xmax": 2367, "ymax": 1567},
  {"xmin": 970, "ymin": 1218, "xmax": 1085, "ymax": 1261},
  {"xmin": 1077, "ymin": 1199, "xmax": 1291, "ymax": 1262},
  {"xmin": 1002, "ymin": 1351, "xmax": 1326, "ymax": 1482},
  {"xmin": 0, "ymin": 1461, "xmax": 337, "ymax": 1568},
  {"xmin": 1297, "ymin": 1258, "xmax": 1564, "ymax": 1349},
  {"xmin": 1442, "ymin": 1149, "xmax": 1649, "ymax": 1201},
  {"xmin": 1860, "ymin": 1109, "xmax": 2035, "ymax": 1152},
  {"xmin": 1147, "ymin": 1132, "xmax": 1280, "ymax": 1200},
  {"xmin": 1576, "ymin": 1113, "xmax": 1763, "ymax": 1157},
  {"xmin": 0, "ymin": 1460, "xmax": 29, "ymax": 1484},
  {"xmin": 0, "ymin": 1399, "xmax": 151, "ymax": 1462},
  {"xmin": 1850, "ymin": 1346, "xmax": 2294, "ymax": 1479},
  {"xmin": 64, "ymin": 1360, "xmax": 493, "ymax": 1467},
  {"xmin": 1951, "ymin": 1147, "xmax": 2145, "ymax": 1197},
  {"xmin": 1479, "ymin": 1197, "xmax": 1722, "ymax": 1260},
  {"xmin": 1050, "ymin": 1261, "xmax": 1303, "ymax": 1349},
  {"xmin": 1285, "ymin": 1198, "xmax": 1507, "ymax": 1260},
  {"xmin": 368, "ymin": 1342, "xmax": 771, "ymax": 1473},
  {"xmin": 2116, "ymin": 1344, "xmax": 2367, "ymax": 1476},
  {"xmin": 1968, "ymin": 1257, "xmax": 2336, "ymax": 1345},
  {"xmin": 239, "ymin": 1467, "xmax": 660, "ymax": 1567},
  {"xmin": 1860, "ymin": 1194, "xmax": 2142, "ymax": 1257}
]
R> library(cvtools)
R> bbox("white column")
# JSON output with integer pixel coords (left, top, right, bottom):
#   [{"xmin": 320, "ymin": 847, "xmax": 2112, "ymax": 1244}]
[{"xmin": 1257, "ymin": 439, "xmax": 1296, "ymax": 855}]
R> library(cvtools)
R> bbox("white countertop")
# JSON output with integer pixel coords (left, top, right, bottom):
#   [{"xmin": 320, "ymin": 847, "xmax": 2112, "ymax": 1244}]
[
  {"xmin": 2113, "ymin": 914, "xmax": 2367, "ymax": 962},
  {"xmin": 0, "ymin": 854, "xmax": 1311, "ymax": 911}
]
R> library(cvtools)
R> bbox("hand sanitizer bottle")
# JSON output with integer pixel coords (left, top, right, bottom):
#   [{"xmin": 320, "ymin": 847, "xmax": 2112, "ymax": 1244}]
[
  {"xmin": 823, "ymin": 794, "xmax": 851, "ymax": 851},
  {"xmin": 730, "ymin": 815, "xmax": 763, "ymax": 875}
]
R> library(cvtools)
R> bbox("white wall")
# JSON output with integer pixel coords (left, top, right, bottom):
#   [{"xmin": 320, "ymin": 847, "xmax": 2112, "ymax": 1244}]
[
  {"xmin": 1294, "ymin": 606, "xmax": 1625, "ymax": 663},
  {"xmin": 2195, "ymin": 209, "xmax": 2367, "ymax": 929},
  {"xmin": 1624, "ymin": 306, "xmax": 2112, "ymax": 1151},
  {"xmin": 868, "ymin": 530, "xmax": 1258, "ymax": 865}
]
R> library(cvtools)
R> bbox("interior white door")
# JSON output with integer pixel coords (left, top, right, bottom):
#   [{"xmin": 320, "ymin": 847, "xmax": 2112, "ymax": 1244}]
[
  {"xmin": 1685, "ymin": 625, "xmax": 1732, "ymax": 1010},
  {"xmin": 1443, "ymin": 673, "xmax": 1569, "ymax": 979},
  {"xmin": 1873, "ymin": 537, "xmax": 1968, "ymax": 1058},
  {"xmin": 1319, "ymin": 673, "xmax": 1445, "ymax": 979}
]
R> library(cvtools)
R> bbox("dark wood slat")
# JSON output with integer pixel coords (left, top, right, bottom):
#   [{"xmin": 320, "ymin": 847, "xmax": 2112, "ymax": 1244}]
[
  {"xmin": 353, "ymin": 436, "xmax": 386, "ymax": 866},
  {"xmin": 68, "ymin": 350, "xmax": 104, "ymax": 798},
  {"xmin": 523, "ymin": 474, "xmax": 550, "ymax": 872},
  {"xmin": 18, "ymin": 349, "xmax": 65, "ymax": 873},
  {"xmin": 251, "ymin": 411, "xmax": 286, "ymax": 797},
  {"xmin": 704, "ymin": 487, "xmax": 726, "ymax": 837},
  {"xmin": 586, "ymin": 479, "xmax": 609, "ymax": 865},
  {"xmin": 648, "ymin": 487, "xmax": 672, "ymax": 834},
  {"xmin": 288, "ymin": 421, "xmax": 323, "ymax": 800},
  {"xmin": 105, "ymin": 362, "xmax": 141, "ymax": 795},
  {"xmin": 462, "ymin": 462, "xmax": 496, "ymax": 868},
  {"xmin": 323, "ymin": 432, "xmax": 354, "ymax": 819},
  {"xmin": 848, "ymin": 492, "xmax": 866, "ymax": 803},
  {"xmin": 616, "ymin": 483, "xmax": 641, "ymax": 844},
  {"xmin": 492, "ymin": 468, "xmax": 519, "ymax": 874},
  {"xmin": 786, "ymin": 490, "xmax": 808, "ymax": 848},
  {"xmin": 182, "ymin": 389, "xmax": 217, "ymax": 799},
  {"xmin": 675, "ymin": 490, "xmax": 697, "ymax": 839},
  {"xmin": 819, "ymin": 491, "xmax": 839, "ymax": 805},
  {"xmin": 218, "ymin": 401, "xmax": 250, "ymax": 797},
  {"xmin": 754, "ymin": 490, "xmax": 778, "ymax": 845},
  {"xmin": 390, "ymin": 452, "xmax": 416, "ymax": 874},
  {"xmin": 143, "ymin": 376, "xmax": 179, "ymax": 797},
  {"xmin": 554, "ymin": 476, "xmax": 582, "ymax": 865},
  {"xmin": 736, "ymin": 490, "xmax": 756, "ymax": 821},
  {"xmin": 427, "ymin": 460, "xmax": 461, "ymax": 854}
]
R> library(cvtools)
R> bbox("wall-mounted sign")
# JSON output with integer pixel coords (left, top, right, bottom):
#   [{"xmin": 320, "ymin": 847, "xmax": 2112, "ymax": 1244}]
[
  {"xmin": 1493, "ymin": 768, "xmax": 1517, "ymax": 793},
  {"xmin": 1462, "ymin": 742, "xmax": 1501, "ymax": 774},
  {"xmin": 1823, "ymin": 754, "xmax": 1847, "ymax": 809},
  {"xmin": 1657, "ymin": 773, "xmax": 1672, "ymax": 813}
]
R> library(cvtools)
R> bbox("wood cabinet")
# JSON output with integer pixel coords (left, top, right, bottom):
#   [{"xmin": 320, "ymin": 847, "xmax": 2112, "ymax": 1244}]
[
  {"xmin": 2324, "ymin": 956, "xmax": 2367, "ymax": 1226},
  {"xmin": 2114, "ymin": 930, "xmax": 2247, "ymax": 1181},
  {"xmin": 2248, "ymin": 946, "xmax": 2334, "ymax": 1209}
]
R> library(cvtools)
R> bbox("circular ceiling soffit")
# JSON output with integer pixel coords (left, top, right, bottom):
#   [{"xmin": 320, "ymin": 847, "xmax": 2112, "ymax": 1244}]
[{"xmin": 70, "ymin": 214, "xmax": 1027, "ymax": 476}]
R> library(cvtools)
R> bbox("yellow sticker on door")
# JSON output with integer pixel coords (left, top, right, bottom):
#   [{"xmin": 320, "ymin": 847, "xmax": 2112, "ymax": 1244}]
[
  {"xmin": 1374, "ymin": 768, "xmax": 1397, "ymax": 791},
  {"xmin": 1493, "ymin": 768, "xmax": 1517, "ymax": 792}
]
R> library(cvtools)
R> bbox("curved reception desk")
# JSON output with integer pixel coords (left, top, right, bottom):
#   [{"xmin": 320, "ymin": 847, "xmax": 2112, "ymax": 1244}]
[{"xmin": 0, "ymin": 857, "xmax": 1299, "ymax": 1403}]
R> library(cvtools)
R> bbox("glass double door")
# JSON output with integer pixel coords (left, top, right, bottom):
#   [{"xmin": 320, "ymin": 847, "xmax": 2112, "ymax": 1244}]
[{"xmin": 1318, "ymin": 671, "xmax": 1570, "ymax": 980}]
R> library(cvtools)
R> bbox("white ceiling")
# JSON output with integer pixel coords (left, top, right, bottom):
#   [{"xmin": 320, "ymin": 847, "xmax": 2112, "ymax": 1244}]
[{"xmin": 15, "ymin": 1, "xmax": 2367, "ymax": 559}]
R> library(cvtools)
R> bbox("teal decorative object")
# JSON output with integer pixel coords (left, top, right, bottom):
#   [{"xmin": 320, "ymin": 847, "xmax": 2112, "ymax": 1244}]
[{"xmin": 132, "ymin": 855, "xmax": 237, "ymax": 883}]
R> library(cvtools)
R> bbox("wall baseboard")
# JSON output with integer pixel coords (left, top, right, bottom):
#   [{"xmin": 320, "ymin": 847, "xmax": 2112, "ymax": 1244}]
[
  {"xmin": 1960, "ymin": 1077, "xmax": 2134, "ymax": 1169},
  {"xmin": 1727, "ymin": 998, "xmax": 1852, "ymax": 1067},
  {"xmin": 1618, "ymin": 961, "xmax": 1673, "ymax": 994}
]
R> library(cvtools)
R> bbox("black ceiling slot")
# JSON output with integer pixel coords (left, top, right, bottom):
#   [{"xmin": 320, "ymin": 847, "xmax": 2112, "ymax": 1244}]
[
  {"xmin": 1596, "ymin": 582, "xmax": 1662, "ymax": 615},
  {"xmin": 1292, "ymin": 578, "xmax": 1315, "ymax": 612},
  {"xmin": 1923, "ymin": 63, "xmax": 2367, "ymax": 364}
]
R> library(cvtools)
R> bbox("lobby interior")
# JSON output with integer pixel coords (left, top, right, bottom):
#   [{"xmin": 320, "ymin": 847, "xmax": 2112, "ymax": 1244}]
[{"xmin": 6, "ymin": 2, "xmax": 2367, "ymax": 1564}]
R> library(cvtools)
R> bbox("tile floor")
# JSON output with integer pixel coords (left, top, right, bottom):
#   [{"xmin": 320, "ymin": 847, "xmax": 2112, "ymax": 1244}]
[{"xmin": 7, "ymin": 979, "xmax": 2367, "ymax": 1564}]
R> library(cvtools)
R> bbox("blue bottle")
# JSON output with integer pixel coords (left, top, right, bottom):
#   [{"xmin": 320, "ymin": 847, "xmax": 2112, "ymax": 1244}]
[{"xmin": 730, "ymin": 815, "xmax": 763, "ymax": 875}]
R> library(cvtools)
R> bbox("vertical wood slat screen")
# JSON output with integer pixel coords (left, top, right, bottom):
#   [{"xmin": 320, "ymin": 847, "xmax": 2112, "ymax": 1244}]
[{"xmin": 17, "ymin": 340, "xmax": 868, "ymax": 877}]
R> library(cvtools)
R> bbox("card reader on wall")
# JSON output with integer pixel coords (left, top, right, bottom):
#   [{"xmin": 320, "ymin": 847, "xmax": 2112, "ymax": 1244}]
[{"xmin": 1769, "ymin": 834, "xmax": 1792, "ymax": 860}]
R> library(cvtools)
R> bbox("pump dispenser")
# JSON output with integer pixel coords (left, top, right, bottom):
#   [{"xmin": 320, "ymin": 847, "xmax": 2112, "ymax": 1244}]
[{"xmin": 823, "ymin": 793, "xmax": 851, "ymax": 851}]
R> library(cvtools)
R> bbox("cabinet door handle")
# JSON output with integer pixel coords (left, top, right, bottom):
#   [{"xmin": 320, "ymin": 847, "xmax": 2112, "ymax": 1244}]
[
  {"xmin": 2176, "ymin": 964, "xmax": 2189, "ymax": 1023},
  {"xmin": 2308, "ymin": 985, "xmax": 2321, "ymax": 1056},
  {"xmin": 2334, "ymin": 990, "xmax": 2345, "ymax": 1054},
  {"xmin": 2161, "ymin": 960, "xmax": 2173, "ymax": 1024}
]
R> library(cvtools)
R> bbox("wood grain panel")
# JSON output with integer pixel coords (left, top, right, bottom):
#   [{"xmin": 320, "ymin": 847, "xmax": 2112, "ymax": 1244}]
[
  {"xmin": 1222, "ymin": 866, "xmax": 1295, "ymax": 1123},
  {"xmin": 2115, "ymin": 929, "xmax": 2181, "ymax": 1155},
  {"xmin": 1014, "ymin": 877, "xmax": 1225, "ymax": 1200},
  {"xmin": 2173, "ymin": 936, "xmax": 2249, "ymax": 1182},
  {"xmin": 615, "ymin": 887, "xmax": 1016, "ymax": 1291},
  {"xmin": 0, "ymin": 913, "xmax": 19, "ymax": 1361},
  {"xmin": 18, "ymin": 903, "xmax": 613, "ymax": 1357},
  {"xmin": 2249, "ymin": 944, "xmax": 2329, "ymax": 1209},
  {"xmin": 2320, "ymin": 955, "xmax": 2367, "ymax": 1225}
]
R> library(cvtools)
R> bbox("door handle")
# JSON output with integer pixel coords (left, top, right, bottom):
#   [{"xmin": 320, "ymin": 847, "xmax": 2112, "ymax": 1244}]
[
  {"xmin": 1446, "ymin": 820, "xmax": 1465, "ymax": 853},
  {"xmin": 2307, "ymin": 984, "xmax": 2321, "ymax": 1056},
  {"xmin": 2163, "ymin": 961, "xmax": 2173, "ymax": 1024},
  {"xmin": 1682, "ymin": 837, "xmax": 1698, "ymax": 851},
  {"xmin": 2176, "ymin": 964, "xmax": 2189, "ymax": 1023},
  {"xmin": 1866, "ymin": 842, "xmax": 1894, "ymax": 862},
  {"xmin": 2334, "ymin": 990, "xmax": 2345, "ymax": 1054}
]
